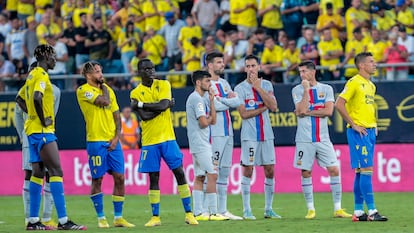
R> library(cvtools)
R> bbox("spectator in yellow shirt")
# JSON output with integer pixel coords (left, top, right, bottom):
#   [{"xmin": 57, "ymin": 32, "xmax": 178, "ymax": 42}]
[
  {"xmin": 73, "ymin": 0, "xmax": 89, "ymax": 28},
  {"xmin": 396, "ymin": 0, "xmax": 414, "ymax": 35},
  {"xmin": 345, "ymin": 0, "xmax": 369, "ymax": 41},
  {"xmin": 316, "ymin": 2, "xmax": 344, "ymax": 39},
  {"xmin": 128, "ymin": 0, "xmax": 145, "ymax": 33},
  {"xmin": 339, "ymin": 27, "xmax": 368, "ymax": 79},
  {"xmin": 87, "ymin": 0, "xmax": 112, "ymax": 29},
  {"xmin": 112, "ymin": 0, "xmax": 130, "ymax": 28},
  {"xmin": 232, "ymin": 0, "xmax": 258, "ymax": 39},
  {"xmin": 166, "ymin": 58, "xmax": 187, "ymax": 89},
  {"xmin": 142, "ymin": 27, "xmax": 166, "ymax": 70},
  {"xmin": 36, "ymin": 13, "xmax": 62, "ymax": 45},
  {"xmin": 283, "ymin": 39, "xmax": 301, "ymax": 84},
  {"xmin": 118, "ymin": 21, "xmax": 141, "ymax": 74},
  {"xmin": 258, "ymin": 0, "xmax": 283, "ymax": 39},
  {"xmin": 366, "ymin": 28, "xmax": 389, "ymax": 78},
  {"xmin": 178, "ymin": 15, "xmax": 202, "ymax": 52},
  {"xmin": 183, "ymin": 37, "xmax": 205, "ymax": 72},
  {"xmin": 261, "ymin": 36, "xmax": 283, "ymax": 84},
  {"xmin": 318, "ymin": 29, "xmax": 344, "ymax": 80}
]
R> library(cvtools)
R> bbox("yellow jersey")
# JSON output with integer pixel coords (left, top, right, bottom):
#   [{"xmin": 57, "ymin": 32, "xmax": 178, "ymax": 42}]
[
  {"xmin": 320, "ymin": 0, "xmax": 343, "ymax": 14},
  {"xmin": 36, "ymin": 23, "xmax": 62, "ymax": 45},
  {"xmin": 318, "ymin": 38, "xmax": 343, "ymax": 66},
  {"xmin": 142, "ymin": 1, "xmax": 162, "ymax": 31},
  {"xmin": 344, "ymin": 39, "xmax": 367, "ymax": 77},
  {"xmin": 316, "ymin": 13, "xmax": 344, "ymax": 39},
  {"xmin": 397, "ymin": 9, "xmax": 414, "ymax": 35},
  {"xmin": 229, "ymin": 0, "xmax": 238, "ymax": 25},
  {"xmin": 23, "ymin": 67, "xmax": 55, "ymax": 135},
  {"xmin": 17, "ymin": 1, "xmax": 34, "ymax": 15},
  {"xmin": 375, "ymin": 13, "xmax": 395, "ymax": 33},
  {"xmin": 143, "ymin": 35, "xmax": 166, "ymax": 66},
  {"xmin": 261, "ymin": 45, "xmax": 283, "ymax": 65},
  {"xmin": 282, "ymin": 48, "xmax": 300, "ymax": 75},
  {"xmin": 338, "ymin": 74, "xmax": 377, "ymax": 128},
  {"xmin": 88, "ymin": 2, "xmax": 111, "ymax": 29},
  {"xmin": 76, "ymin": 83, "xmax": 119, "ymax": 142},
  {"xmin": 130, "ymin": 79, "xmax": 176, "ymax": 146},
  {"xmin": 35, "ymin": 0, "xmax": 52, "ymax": 15},
  {"xmin": 183, "ymin": 45, "xmax": 204, "ymax": 71},
  {"xmin": 6, "ymin": 0, "xmax": 18, "ymax": 11},
  {"xmin": 178, "ymin": 25, "xmax": 202, "ymax": 51},
  {"xmin": 166, "ymin": 69, "xmax": 187, "ymax": 89},
  {"xmin": 345, "ymin": 7, "xmax": 369, "ymax": 40},
  {"xmin": 259, "ymin": 0, "xmax": 283, "ymax": 30},
  {"xmin": 128, "ymin": 3, "xmax": 145, "ymax": 32},
  {"xmin": 117, "ymin": 31, "xmax": 141, "ymax": 53},
  {"xmin": 234, "ymin": 0, "xmax": 257, "ymax": 27}
]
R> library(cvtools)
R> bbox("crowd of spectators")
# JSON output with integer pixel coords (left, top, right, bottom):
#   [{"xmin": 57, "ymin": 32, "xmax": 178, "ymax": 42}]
[{"xmin": 0, "ymin": 0, "xmax": 413, "ymax": 92}]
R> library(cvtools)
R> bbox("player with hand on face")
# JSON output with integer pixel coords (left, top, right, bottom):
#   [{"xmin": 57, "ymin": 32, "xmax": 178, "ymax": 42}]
[{"xmin": 76, "ymin": 61, "xmax": 135, "ymax": 228}]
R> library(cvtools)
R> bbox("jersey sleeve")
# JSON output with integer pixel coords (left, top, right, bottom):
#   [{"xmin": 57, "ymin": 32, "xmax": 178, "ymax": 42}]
[
  {"xmin": 338, "ymin": 79, "xmax": 356, "ymax": 102},
  {"xmin": 326, "ymin": 85, "xmax": 335, "ymax": 103},
  {"xmin": 33, "ymin": 73, "xmax": 48, "ymax": 95},
  {"xmin": 194, "ymin": 96, "xmax": 207, "ymax": 119},
  {"xmin": 291, "ymin": 85, "xmax": 303, "ymax": 105},
  {"xmin": 76, "ymin": 85, "xmax": 99, "ymax": 105},
  {"xmin": 158, "ymin": 80, "xmax": 172, "ymax": 100}
]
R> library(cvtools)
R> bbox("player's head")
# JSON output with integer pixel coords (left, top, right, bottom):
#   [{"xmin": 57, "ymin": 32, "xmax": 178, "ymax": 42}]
[
  {"xmin": 34, "ymin": 44, "xmax": 56, "ymax": 70},
  {"xmin": 244, "ymin": 54, "xmax": 260, "ymax": 76},
  {"xmin": 192, "ymin": 70, "xmax": 211, "ymax": 91},
  {"xmin": 81, "ymin": 61, "xmax": 104, "ymax": 84},
  {"xmin": 137, "ymin": 58, "xmax": 155, "ymax": 80},
  {"xmin": 206, "ymin": 52, "xmax": 224, "ymax": 76},
  {"xmin": 354, "ymin": 52, "xmax": 376, "ymax": 75},
  {"xmin": 298, "ymin": 60, "xmax": 316, "ymax": 81}
]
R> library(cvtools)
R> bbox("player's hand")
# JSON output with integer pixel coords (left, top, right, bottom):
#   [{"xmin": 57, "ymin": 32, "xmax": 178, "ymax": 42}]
[
  {"xmin": 43, "ymin": 117, "xmax": 53, "ymax": 127},
  {"xmin": 208, "ymin": 88, "xmax": 215, "ymax": 102},
  {"xmin": 352, "ymin": 124, "xmax": 368, "ymax": 136},
  {"xmin": 169, "ymin": 98, "xmax": 175, "ymax": 108},
  {"xmin": 227, "ymin": 91, "xmax": 237, "ymax": 98},
  {"xmin": 107, "ymin": 138, "xmax": 118, "ymax": 151},
  {"xmin": 251, "ymin": 75, "xmax": 261, "ymax": 90},
  {"xmin": 301, "ymin": 80, "xmax": 310, "ymax": 90}
]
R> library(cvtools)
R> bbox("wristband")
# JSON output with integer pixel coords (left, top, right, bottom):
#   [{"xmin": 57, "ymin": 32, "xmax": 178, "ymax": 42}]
[{"xmin": 137, "ymin": 101, "xmax": 144, "ymax": 108}]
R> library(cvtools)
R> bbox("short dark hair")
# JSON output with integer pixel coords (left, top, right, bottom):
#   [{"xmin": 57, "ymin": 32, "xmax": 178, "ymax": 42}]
[
  {"xmin": 81, "ymin": 61, "xmax": 102, "ymax": 77},
  {"xmin": 205, "ymin": 52, "xmax": 223, "ymax": 64},
  {"xmin": 298, "ymin": 60, "xmax": 316, "ymax": 70},
  {"xmin": 34, "ymin": 44, "xmax": 55, "ymax": 62},
  {"xmin": 244, "ymin": 54, "xmax": 259, "ymax": 63},
  {"xmin": 354, "ymin": 52, "xmax": 373, "ymax": 70},
  {"xmin": 192, "ymin": 70, "xmax": 211, "ymax": 85},
  {"xmin": 137, "ymin": 58, "xmax": 152, "ymax": 70}
]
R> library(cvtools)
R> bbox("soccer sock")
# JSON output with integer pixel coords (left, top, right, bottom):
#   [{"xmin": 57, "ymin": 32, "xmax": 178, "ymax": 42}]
[
  {"xmin": 206, "ymin": 193, "xmax": 218, "ymax": 215},
  {"xmin": 90, "ymin": 192, "xmax": 105, "ymax": 218},
  {"xmin": 49, "ymin": 176, "xmax": 67, "ymax": 220},
  {"xmin": 42, "ymin": 182, "xmax": 54, "ymax": 221},
  {"xmin": 148, "ymin": 190, "xmax": 160, "ymax": 216},
  {"xmin": 112, "ymin": 195, "xmax": 124, "ymax": 219},
  {"xmin": 217, "ymin": 167, "xmax": 230, "ymax": 214},
  {"xmin": 241, "ymin": 176, "xmax": 251, "ymax": 212},
  {"xmin": 23, "ymin": 180, "xmax": 30, "ymax": 221},
  {"xmin": 177, "ymin": 184, "xmax": 192, "ymax": 213},
  {"xmin": 301, "ymin": 177, "xmax": 314, "ymax": 210},
  {"xmin": 353, "ymin": 172, "xmax": 364, "ymax": 213},
  {"xmin": 202, "ymin": 180, "xmax": 208, "ymax": 213},
  {"xmin": 360, "ymin": 171, "xmax": 376, "ymax": 211},
  {"xmin": 29, "ymin": 176, "xmax": 43, "ymax": 222},
  {"xmin": 330, "ymin": 176, "xmax": 342, "ymax": 211},
  {"xmin": 192, "ymin": 190, "xmax": 204, "ymax": 216},
  {"xmin": 264, "ymin": 178, "xmax": 274, "ymax": 211}
]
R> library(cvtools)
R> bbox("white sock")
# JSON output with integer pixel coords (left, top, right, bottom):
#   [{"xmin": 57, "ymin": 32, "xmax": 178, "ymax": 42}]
[
  {"xmin": 217, "ymin": 167, "xmax": 230, "ymax": 214},
  {"xmin": 264, "ymin": 178, "xmax": 274, "ymax": 211},
  {"xmin": 354, "ymin": 210, "xmax": 365, "ymax": 216},
  {"xmin": 241, "ymin": 176, "xmax": 251, "ymax": 212},
  {"xmin": 330, "ymin": 176, "xmax": 342, "ymax": 211},
  {"xmin": 58, "ymin": 217, "xmax": 68, "ymax": 225},
  {"xmin": 368, "ymin": 209, "xmax": 378, "ymax": 216},
  {"xmin": 302, "ymin": 177, "xmax": 314, "ymax": 210},
  {"xmin": 23, "ymin": 180, "xmax": 30, "ymax": 220},
  {"xmin": 42, "ymin": 182, "xmax": 54, "ymax": 221},
  {"xmin": 205, "ymin": 193, "xmax": 218, "ymax": 215},
  {"xmin": 192, "ymin": 190, "xmax": 204, "ymax": 216}
]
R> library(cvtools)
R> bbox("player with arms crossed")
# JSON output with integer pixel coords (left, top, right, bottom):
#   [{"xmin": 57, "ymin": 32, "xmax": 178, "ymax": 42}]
[
  {"xmin": 76, "ymin": 61, "xmax": 135, "ymax": 228},
  {"xmin": 205, "ymin": 52, "xmax": 242, "ymax": 220},
  {"xmin": 335, "ymin": 52, "xmax": 388, "ymax": 222},
  {"xmin": 20, "ymin": 44, "xmax": 86, "ymax": 230},
  {"xmin": 234, "ymin": 54, "xmax": 280, "ymax": 220},
  {"xmin": 15, "ymin": 61, "xmax": 61, "ymax": 229},
  {"xmin": 130, "ymin": 58, "xmax": 198, "ymax": 227},
  {"xmin": 292, "ymin": 60, "xmax": 352, "ymax": 219},
  {"xmin": 186, "ymin": 70, "xmax": 229, "ymax": 221}
]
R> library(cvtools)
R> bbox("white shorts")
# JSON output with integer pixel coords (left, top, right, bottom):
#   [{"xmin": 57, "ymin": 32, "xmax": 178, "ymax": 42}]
[
  {"xmin": 192, "ymin": 150, "xmax": 217, "ymax": 177},
  {"xmin": 293, "ymin": 141, "xmax": 339, "ymax": 171},
  {"xmin": 22, "ymin": 133, "xmax": 31, "ymax": 170},
  {"xmin": 211, "ymin": 136, "xmax": 233, "ymax": 168},
  {"xmin": 240, "ymin": 140, "xmax": 275, "ymax": 166}
]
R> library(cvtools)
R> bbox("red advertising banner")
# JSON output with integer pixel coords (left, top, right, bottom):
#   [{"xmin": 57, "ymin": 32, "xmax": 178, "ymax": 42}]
[{"xmin": 1, "ymin": 144, "xmax": 412, "ymax": 195}]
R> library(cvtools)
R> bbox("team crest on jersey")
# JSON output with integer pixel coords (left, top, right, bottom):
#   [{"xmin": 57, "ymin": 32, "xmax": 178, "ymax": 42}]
[
  {"xmin": 197, "ymin": 102, "xmax": 204, "ymax": 112},
  {"xmin": 39, "ymin": 81, "xmax": 46, "ymax": 90},
  {"xmin": 318, "ymin": 92, "xmax": 325, "ymax": 99},
  {"xmin": 84, "ymin": 91, "xmax": 93, "ymax": 99},
  {"xmin": 248, "ymin": 99, "xmax": 255, "ymax": 106}
]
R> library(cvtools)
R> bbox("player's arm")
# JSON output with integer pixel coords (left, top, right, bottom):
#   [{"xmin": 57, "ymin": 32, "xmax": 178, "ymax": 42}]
[
  {"xmin": 253, "ymin": 81, "xmax": 277, "ymax": 112},
  {"xmin": 308, "ymin": 101, "xmax": 334, "ymax": 117},
  {"xmin": 237, "ymin": 104, "xmax": 267, "ymax": 120},
  {"xmin": 94, "ymin": 84, "xmax": 110, "ymax": 107},
  {"xmin": 131, "ymin": 98, "xmax": 161, "ymax": 121},
  {"xmin": 219, "ymin": 91, "xmax": 241, "ymax": 108},
  {"xmin": 33, "ymin": 91, "xmax": 51, "ymax": 127},
  {"xmin": 16, "ymin": 95, "xmax": 28, "ymax": 113},
  {"xmin": 199, "ymin": 91, "xmax": 216, "ymax": 128},
  {"xmin": 335, "ymin": 96, "xmax": 367, "ymax": 135},
  {"xmin": 108, "ymin": 110, "xmax": 121, "ymax": 151}
]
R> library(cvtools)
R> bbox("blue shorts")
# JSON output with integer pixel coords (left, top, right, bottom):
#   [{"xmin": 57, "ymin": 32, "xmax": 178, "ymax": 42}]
[
  {"xmin": 86, "ymin": 141, "xmax": 124, "ymax": 179},
  {"xmin": 347, "ymin": 128, "xmax": 376, "ymax": 169},
  {"xmin": 138, "ymin": 140, "xmax": 183, "ymax": 173},
  {"xmin": 28, "ymin": 133, "xmax": 57, "ymax": 163}
]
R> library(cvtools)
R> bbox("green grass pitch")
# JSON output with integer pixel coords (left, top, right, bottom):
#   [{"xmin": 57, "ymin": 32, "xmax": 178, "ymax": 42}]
[{"xmin": 0, "ymin": 192, "xmax": 412, "ymax": 233}]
